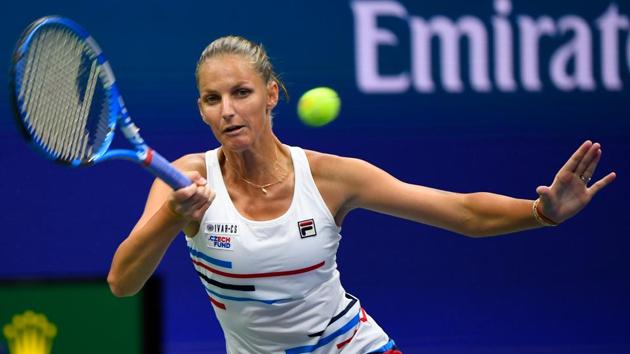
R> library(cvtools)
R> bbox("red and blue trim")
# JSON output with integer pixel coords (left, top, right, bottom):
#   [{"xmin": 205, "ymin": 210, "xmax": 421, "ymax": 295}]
[
  {"xmin": 203, "ymin": 285, "xmax": 292, "ymax": 305},
  {"xmin": 309, "ymin": 293, "xmax": 358, "ymax": 337},
  {"xmin": 188, "ymin": 247, "xmax": 232, "ymax": 268},
  {"xmin": 367, "ymin": 339, "xmax": 399, "ymax": 353},
  {"xmin": 192, "ymin": 259, "xmax": 325, "ymax": 279},
  {"xmin": 285, "ymin": 311, "xmax": 361, "ymax": 354}
]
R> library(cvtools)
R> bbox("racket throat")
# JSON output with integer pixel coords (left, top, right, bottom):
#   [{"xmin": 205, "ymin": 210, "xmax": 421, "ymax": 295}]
[{"xmin": 120, "ymin": 119, "xmax": 147, "ymax": 148}]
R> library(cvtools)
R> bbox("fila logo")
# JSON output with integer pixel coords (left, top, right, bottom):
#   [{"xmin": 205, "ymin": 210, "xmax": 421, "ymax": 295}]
[{"xmin": 298, "ymin": 219, "xmax": 317, "ymax": 238}]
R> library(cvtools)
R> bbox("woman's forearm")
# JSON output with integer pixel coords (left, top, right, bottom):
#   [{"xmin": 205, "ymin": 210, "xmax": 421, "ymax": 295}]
[
  {"xmin": 462, "ymin": 192, "xmax": 542, "ymax": 237},
  {"xmin": 107, "ymin": 205, "xmax": 188, "ymax": 297}
]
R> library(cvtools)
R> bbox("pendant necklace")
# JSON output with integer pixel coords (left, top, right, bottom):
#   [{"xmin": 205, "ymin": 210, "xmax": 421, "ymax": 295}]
[{"xmin": 225, "ymin": 152, "xmax": 289, "ymax": 195}]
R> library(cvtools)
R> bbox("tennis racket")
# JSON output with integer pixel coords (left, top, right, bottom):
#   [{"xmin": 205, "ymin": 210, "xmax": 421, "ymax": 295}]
[{"xmin": 10, "ymin": 16, "xmax": 191, "ymax": 189}]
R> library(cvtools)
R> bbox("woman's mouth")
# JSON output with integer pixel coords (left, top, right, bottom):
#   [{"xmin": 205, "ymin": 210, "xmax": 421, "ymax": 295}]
[{"xmin": 223, "ymin": 125, "xmax": 245, "ymax": 135}]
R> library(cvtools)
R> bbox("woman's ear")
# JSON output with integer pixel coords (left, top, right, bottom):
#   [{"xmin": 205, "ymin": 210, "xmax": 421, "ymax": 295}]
[
  {"xmin": 197, "ymin": 97, "xmax": 205, "ymax": 118},
  {"xmin": 267, "ymin": 80, "xmax": 279, "ymax": 111}
]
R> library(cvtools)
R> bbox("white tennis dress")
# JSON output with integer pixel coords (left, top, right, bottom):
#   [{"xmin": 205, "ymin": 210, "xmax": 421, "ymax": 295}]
[{"xmin": 186, "ymin": 146, "xmax": 396, "ymax": 354}]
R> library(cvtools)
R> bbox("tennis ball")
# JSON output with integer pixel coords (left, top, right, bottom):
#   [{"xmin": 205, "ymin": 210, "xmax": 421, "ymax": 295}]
[{"xmin": 297, "ymin": 87, "xmax": 340, "ymax": 127}]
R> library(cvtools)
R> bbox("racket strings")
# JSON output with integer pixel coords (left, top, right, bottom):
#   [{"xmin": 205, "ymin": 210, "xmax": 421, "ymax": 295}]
[{"xmin": 17, "ymin": 26, "xmax": 112, "ymax": 163}]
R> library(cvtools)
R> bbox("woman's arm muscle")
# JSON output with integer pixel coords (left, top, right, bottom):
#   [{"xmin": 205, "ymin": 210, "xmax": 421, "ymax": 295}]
[
  {"xmin": 107, "ymin": 153, "xmax": 207, "ymax": 296},
  {"xmin": 312, "ymin": 153, "xmax": 539, "ymax": 237}
]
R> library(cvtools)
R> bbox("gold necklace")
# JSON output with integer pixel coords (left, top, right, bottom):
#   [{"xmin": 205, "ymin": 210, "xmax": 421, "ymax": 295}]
[{"xmin": 225, "ymin": 153, "xmax": 290, "ymax": 195}]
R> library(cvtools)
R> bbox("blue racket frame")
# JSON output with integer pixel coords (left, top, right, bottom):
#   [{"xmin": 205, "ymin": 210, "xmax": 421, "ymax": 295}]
[{"xmin": 11, "ymin": 16, "xmax": 191, "ymax": 190}]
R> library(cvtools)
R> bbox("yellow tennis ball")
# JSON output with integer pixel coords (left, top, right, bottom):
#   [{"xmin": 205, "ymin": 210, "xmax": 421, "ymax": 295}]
[{"xmin": 297, "ymin": 87, "xmax": 341, "ymax": 127}]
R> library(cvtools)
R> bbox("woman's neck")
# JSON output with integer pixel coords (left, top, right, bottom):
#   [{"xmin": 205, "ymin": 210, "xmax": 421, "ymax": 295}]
[{"xmin": 221, "ymin": 135, "xmax": 291, "ymax": 186}]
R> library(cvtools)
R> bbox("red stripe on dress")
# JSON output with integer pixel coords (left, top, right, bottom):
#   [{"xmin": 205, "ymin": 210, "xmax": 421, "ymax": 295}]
[
  {"xmin": 209, "ymin": 296, "xmax": 226, "ymax": 310},
  {"xmin": 360, "ymin": 307, "xmax": 368, "ymax": 322},
  {"xmin": 192, "ymin": 260, "xmax": 325, "ymax": 278},
  {"xmin": 336, "ymin": 329, "xmax": 358, "ymax": 349}
]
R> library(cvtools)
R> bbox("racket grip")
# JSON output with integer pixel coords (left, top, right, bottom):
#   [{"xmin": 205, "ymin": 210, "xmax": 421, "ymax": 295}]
[{"xmin": 144, "ymin": 149, "xmax": 192, "ymax": 190}]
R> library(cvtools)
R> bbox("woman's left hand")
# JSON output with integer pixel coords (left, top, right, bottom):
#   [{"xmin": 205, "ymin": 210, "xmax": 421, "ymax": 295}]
[{"xmin": 535, "ymin": 140, "xmax": 616, "ymax": 224}]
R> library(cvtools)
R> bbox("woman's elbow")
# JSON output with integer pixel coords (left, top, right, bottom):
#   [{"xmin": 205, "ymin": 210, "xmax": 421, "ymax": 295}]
[
  {"xmin": 107, "ymin": 272, "xmax": 139, "ymax": 298},
  {"xmin": 456, "ymin": 217, "xmax": 498, "ymax": 238},
  {"xmin": 449, "ymin": 221, "xmax": 484, "ymax": 238},
  {"xmin": 456, "ymin": 193, "xmax": 494, "ymax": 238}
]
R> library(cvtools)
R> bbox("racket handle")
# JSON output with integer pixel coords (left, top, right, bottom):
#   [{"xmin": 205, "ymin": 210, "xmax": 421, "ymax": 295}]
[{"xmin": 144, "ymin": 149, "xmax": 192, "ymax": 190}]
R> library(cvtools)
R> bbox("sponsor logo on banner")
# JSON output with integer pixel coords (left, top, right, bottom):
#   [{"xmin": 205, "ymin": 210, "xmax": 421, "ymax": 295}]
[
  {"xmin": 352, "ymin": 0, "xmax": 630, "ymax": 93},
  {"xmin": 298, "ymin": 219, "xmax": 317, "ymax": 238},
  {"xmin": 3, "ymin": 310, "xmax": 58, "ymax": 354}
]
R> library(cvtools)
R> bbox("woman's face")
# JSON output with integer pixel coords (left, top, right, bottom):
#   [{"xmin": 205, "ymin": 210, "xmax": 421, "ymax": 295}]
[{"xmin": 197, "ymin": 54, "xmax": 278, "ymax": 152}]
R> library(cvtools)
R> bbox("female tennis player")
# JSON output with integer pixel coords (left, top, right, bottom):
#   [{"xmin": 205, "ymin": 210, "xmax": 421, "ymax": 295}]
[{"xmin": 107, "ymin": 36, "xmax": 616, "ymax": 353}]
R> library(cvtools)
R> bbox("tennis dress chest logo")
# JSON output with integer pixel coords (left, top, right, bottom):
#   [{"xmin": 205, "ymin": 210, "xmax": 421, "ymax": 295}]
[
  {"xmin": 206, "ymin": 223, "xmax": 238, "ymax": 235},
  {"xmin": 298, "ymin": 219, "xmax": 317, "ymax": 238},
  {"xmin": 205, "ymin": 222, "xmax": 239, "ymax": 251}
]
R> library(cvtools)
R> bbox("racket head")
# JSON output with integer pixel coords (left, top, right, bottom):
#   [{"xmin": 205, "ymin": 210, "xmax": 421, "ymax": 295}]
[{"xmin": 10, "ymin": 16, "xmax": 121, "ymax": 166}]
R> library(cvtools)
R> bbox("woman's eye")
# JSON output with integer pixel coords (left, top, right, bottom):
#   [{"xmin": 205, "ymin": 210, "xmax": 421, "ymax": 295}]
[
  {"xmin": 204, "ymin": 95, "xmax": 219, "ymax": 104},
  {"xmin": 236, "ymin": 89, "xmax": 251, "ymax": 97}
]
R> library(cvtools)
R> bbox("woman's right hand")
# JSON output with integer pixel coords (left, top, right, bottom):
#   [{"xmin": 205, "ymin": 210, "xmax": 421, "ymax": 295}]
[{"xmin": 166, "ymin": 171, "xmax": 215, "ymax": 222}]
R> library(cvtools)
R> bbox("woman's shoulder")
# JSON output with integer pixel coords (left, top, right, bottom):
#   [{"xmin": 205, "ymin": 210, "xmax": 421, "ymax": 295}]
[
  {"xmin": 303, "ymin": 149, "xmax": 341, "ymax": 174},
  {"xmin": 301, "ymin": 149, "xmax": 368, "ymax": 220},
  {"xmin": 302, "ymin": 148, "xmax": 379, "ymax": 184},
  {"xmin": 302, "ymin": 148, "xmax": 360, "ymax": 180},
  {"xmin": 172, "ymin": 152, "xmax": 207, "ymax": 176}
]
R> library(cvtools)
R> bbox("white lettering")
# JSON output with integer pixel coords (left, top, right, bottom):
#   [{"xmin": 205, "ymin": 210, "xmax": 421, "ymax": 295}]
[
  {"xmin": 351, "ymin": 1, "xmax": 410, "ymax": 93},
  {"xmin": 597, "ymin": 4, "xmax": 629, "ymax": 90},
  {"xmin": 518, "ymin": 16, "xmax": 556, "ymax": 91},
  {"xmin": 352, "ymin": 0, "xmax": 630, "ymax": 93},
  {"xmin": 411, "ymin": 16, "xmax": 490, "ymax": 93},
  {"xmin": 550, "ymin": 16, "xmax": 595, "ymax": 91},
  {"xmin": 493, "ymin": 0, "xmax": 517, "ymax": 91}
]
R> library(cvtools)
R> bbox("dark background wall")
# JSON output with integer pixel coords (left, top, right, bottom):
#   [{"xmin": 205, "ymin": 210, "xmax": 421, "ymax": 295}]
[{"xmin": 1, "ymin": 1, "xmax": 628, "ymax": 353}]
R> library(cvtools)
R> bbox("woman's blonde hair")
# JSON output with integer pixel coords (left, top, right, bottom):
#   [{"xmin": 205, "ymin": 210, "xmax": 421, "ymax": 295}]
[{"xmin": 195, "ymin": 35, "xmax": 289, "ymax": 101}]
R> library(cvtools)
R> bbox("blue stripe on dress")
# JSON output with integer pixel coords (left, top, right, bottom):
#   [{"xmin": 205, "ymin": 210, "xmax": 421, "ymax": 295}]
[
  {"xmin": 204, "ymin": 286, "xmax": 292, "ymax": 305},
  {"xmin": 367, "ymin": 339, "xmax": 397, "ymax": 353},
  {"xmin": 188, "ymin": 246, "xmax": 232, "ymax": 268},
  {"xmin": 285, "ymin": 312, "xmax": 360, "ymax": 354}
]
